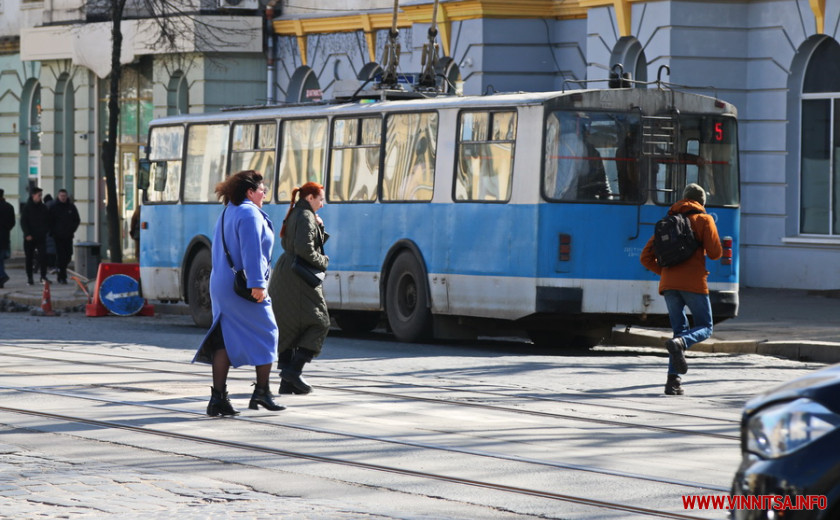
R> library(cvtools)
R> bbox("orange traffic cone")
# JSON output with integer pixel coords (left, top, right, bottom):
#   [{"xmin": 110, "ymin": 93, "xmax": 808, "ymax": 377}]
[{"xmin": 41, "ymin": 279, "xmax": 56, "ymax": 316}]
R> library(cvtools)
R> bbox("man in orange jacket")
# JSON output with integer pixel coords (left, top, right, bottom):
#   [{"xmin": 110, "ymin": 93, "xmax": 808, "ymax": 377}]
[{"xmin": 641, "ymin": 183, "xmax": 722, "ymax": 395}]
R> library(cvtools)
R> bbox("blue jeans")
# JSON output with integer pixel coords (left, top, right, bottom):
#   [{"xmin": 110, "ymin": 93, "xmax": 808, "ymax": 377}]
[{"xmin": 663, "ymin": 290, "xmax": 713, "ymax": 375}]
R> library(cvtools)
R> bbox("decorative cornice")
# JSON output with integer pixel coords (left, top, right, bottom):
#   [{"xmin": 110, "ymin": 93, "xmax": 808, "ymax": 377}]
[
  {"xmin": 399, "ymin": 0, "xmax": 587, "ymax": 20},
  {"xmin": 579, "ymin": 0, "xmax": 640, "ymax": 37},
  {"xmin": 272, "ymin": 0, "xmax": 589, "ymax": 65},
  {"xmin": 272, "ymin": 12, "xmax": 410, "ymax": 37},
  {"xmin": 810, "ymin": 0, "xmax": 825, "ymax": 34}
]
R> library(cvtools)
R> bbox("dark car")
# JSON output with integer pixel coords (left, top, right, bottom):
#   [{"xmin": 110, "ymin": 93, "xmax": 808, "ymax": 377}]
[{"xmin": 731, "ymin": 364, "xmax": 840, "ymax": 519}]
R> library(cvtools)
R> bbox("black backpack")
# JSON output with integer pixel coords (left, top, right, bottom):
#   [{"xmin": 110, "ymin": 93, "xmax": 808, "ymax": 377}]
[{"xmin": 653, "ymin": 210, "xmax": 702, "ymax": 267}]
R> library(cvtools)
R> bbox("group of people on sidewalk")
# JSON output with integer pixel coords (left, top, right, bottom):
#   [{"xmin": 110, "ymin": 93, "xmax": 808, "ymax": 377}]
[
  {"xmin": 0, "ymin": 187, "xmax": 80, "ymax": 289},
  {"xmin": 193, "ymin": 171, "xmax": 329, "ymax": 416}
]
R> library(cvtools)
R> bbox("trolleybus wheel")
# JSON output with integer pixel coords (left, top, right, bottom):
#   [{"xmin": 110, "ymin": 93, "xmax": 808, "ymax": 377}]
[
  {"xmin": 385, "ymin": 252, "xmax": 432, "ymax": 342},
  {"xmin": 187, "ymin": 248, "xmax": 213, "ymax": 328},
  {"xmin": 333, "ymin": 310, "xmax": 381, "ymax": 334}
]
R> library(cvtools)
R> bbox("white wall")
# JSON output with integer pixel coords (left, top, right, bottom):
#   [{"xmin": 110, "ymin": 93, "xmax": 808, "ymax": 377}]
[{"xmin": 0, "ymin": 0, "xmax": 20, "ymax": 35}]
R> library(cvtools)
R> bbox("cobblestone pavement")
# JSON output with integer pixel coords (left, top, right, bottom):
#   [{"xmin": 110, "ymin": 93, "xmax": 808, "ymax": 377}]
[{"xmin": 0, "ymin": 440, "xmax": 391, "ymax": 520}]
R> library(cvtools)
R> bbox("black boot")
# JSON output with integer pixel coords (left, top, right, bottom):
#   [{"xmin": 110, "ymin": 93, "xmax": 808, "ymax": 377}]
[
  {"xmin": 277, "ymin": 348, "xmax": 294, "ymax": 371},
  {"xmin": 207, "ymin": 386, "xmax": 239, "ymax": 416},
  {"xmin": 277, "ymin": 349, "xmax": 304, "ymax": 394},
  {"xmin": 664, "ymin": 375, "xmax": 684, "ymax": 396},
  {"xmin": 249, "ymin": 383, "xmax": 286, "ymax": 411},
  {"xmin": 281, "ymin": 348, "xmax": 315, "ymax": 394},
  {"xmin": 278, "ymin": 379, "xmax": 308, "ymax": 395}
]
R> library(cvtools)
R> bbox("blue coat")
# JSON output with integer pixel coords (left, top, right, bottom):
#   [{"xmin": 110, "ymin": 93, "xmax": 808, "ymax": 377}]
[{"xmin": 194, "ymin": 200, "xmax": 278, "ymax": 368}]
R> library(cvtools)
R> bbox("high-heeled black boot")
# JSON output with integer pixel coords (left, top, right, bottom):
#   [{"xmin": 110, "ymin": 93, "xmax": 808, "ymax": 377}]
[
  {"xmin": 249, "ymin": 383, "xmax": 286, "ymax": 411},
  {"xmin": 207, "ymin": 386, "xmax": 239, "ymax": 416},
  {"xmin": 280, "ymin": 348, "xmax": 315, "ymax": 394}
]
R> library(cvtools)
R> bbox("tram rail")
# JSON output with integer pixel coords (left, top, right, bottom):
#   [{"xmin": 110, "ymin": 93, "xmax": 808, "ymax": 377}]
[
  {"xmin": 0, "ymin": 402, "xmax": 714, "ymax": 520},
  {"xmin": 0, "ymin": 343, "xmax": 738, "ymax": 440}
]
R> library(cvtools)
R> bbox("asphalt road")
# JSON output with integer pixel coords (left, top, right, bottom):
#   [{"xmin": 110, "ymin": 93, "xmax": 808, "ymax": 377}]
[{"xmin": 0, "ymin": 312, "xmax": 827, "ymax": 519}]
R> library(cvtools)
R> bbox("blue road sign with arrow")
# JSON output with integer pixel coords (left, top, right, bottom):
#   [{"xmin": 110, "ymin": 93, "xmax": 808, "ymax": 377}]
[{"xmin": 99, "ymin": 274, "xmax": 145, "ymax": 316}]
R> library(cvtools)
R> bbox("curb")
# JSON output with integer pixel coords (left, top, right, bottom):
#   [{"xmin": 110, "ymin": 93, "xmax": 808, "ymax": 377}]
[
  {"xmin": 1, "ymin": 292, "xmax": 88, "ymax": 308},
  {"xmin": 611, "ymin": 328, "xmax": 840, "ymax": 364},
  {"xmin": 0, "ymin": 292, "xmax": 192, "ymax": 316}
]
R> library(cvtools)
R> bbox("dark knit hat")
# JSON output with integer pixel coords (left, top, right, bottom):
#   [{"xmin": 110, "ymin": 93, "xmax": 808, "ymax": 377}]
[{"xmin": 683, "ymin": 183, "xmax": 706, "ymax": 206}]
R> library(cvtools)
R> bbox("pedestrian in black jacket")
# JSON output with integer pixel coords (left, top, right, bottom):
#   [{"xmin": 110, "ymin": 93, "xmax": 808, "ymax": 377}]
[
  {"xmin": 0, "ymin": 188, "xmax": 15, "ymax": 288},
  {"xmin": 20, "ymin": 187, "xmax": 50, "ymax": 285},
  {"xmin": 49, "ymin": 189, "xmax": 81, "ymax": 284}
]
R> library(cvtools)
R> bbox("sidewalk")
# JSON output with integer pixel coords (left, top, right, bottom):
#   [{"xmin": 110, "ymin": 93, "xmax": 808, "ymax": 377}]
[
  {"xmin": 2, "ymin": 260, "xmax": 839, "ymax": 363},
  {"xmin": 613, "ymin": 287, "xmax": 840, "ymax": 363},
  {"xmin": 0, "ymin": 261, "xmax": 189, "ymax": 316}
]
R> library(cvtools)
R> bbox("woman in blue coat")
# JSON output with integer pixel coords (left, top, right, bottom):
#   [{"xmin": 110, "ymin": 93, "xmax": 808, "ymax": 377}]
[{"xmin": 193, "ymin": 170, "xmax": 284, "ymax": 416}]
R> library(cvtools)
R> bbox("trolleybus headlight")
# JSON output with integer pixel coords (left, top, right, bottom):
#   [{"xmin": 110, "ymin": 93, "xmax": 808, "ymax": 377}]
[{"xmin": 747, "ymin": 398, "xmax": 840, "ymax": 458}]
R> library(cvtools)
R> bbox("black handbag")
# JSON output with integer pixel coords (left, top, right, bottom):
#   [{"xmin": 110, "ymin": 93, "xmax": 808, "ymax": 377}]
[
  {"xmin": 292, "ymin": 255, "xmax": 325, "ymax": 288},
  {"xmin": 221, "ymin": 207, "xmax": 259, "ymax": 303}
]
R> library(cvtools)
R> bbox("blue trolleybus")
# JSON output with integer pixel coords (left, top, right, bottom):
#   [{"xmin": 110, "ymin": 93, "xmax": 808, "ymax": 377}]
[{"xmin": 138, "ymin": 86, "xmax": 739, "ymax": 346}]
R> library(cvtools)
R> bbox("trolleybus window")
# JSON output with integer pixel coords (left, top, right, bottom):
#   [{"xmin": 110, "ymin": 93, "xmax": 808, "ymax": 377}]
[
  {"xmin": 329, "ymin": 117, "xmax": 380, "ymax": 202},
  {"xmin": 231, "ymin": 121, "xmax": 277, "ymax": 201},
  {"xmin": 183, "ymin": 123, "xmax": 229, "ymax": 202},
  {"xmin": 652, "ymin": 115, "xmax": 738, "ymax": 207},
  {"xmin": 455, "ymin": 110, "xmax": 517, "ymax": 202},
  {"xmin": 276, "ymin": 118, "xmax": 327, "ymax": 201},
  {"xmin": 382, "ymin": 112, "xmax": 437, "ymax": 201},
  {"xmin": 146, "ymin": 125, "xmax": 183, "ymax": 203},
  {"xmin": 544, "ymin": 110, "xmax": 642, "ymax": 203}
]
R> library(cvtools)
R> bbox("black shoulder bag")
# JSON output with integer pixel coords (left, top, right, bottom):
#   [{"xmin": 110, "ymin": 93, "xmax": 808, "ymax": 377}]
[
  {"xmin": 221, "ymin": 206, "xmax": 259, "ymax": 302},
  {"xmin": 292, "ymin": 255, "xmax": 325, "ymax": 288}
]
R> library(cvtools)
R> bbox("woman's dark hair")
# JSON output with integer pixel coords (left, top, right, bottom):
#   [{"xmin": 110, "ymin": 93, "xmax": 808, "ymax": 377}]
[
  {"xmin": 215, "ymin": 170, "xmax": 263, "ymax": 205},
  {"xmin": 280, "ymin": 181, "xmax": 323, "ymax": 238}
]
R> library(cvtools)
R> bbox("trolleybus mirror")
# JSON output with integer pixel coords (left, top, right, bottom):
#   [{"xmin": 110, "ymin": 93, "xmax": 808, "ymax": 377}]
[{"xmin": 138, "ymin": 158, "xmax": 151, "ymax": 191}]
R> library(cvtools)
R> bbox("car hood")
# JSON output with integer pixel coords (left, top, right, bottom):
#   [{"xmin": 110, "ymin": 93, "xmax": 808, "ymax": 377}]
[{"xmin": 744, "ymin": 363, "xmax": 840, "ymax": 415}]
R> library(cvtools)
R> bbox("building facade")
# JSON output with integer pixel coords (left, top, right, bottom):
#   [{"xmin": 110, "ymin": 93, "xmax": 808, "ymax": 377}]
[
  {"xmin": 2, "ymin": 0, "xmax": 839, "ymax": 289},
  {"xmin": 10, "ymin": 0, "xmax": 267, "ymax": 258}
]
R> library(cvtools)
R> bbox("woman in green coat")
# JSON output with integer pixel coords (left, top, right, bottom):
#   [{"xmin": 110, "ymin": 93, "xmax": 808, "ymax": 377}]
[{"xmin": 268, "ymin": 182, "xmax": 329, "ymax": 394}]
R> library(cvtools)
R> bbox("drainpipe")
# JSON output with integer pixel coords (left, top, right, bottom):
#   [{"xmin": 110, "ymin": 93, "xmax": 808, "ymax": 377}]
[
  {"xmin": 93, "ymin": 74, "xmax": 100, "ymax": 242},
  {"xmin": 265, "ymin": 1, "xmax": 280, "ymax": 105}
]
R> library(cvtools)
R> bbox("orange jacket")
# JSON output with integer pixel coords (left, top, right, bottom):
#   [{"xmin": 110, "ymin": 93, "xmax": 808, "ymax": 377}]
[{"xmin": 640, "ymin": 199, "xmax": 722, "ymax": 295}]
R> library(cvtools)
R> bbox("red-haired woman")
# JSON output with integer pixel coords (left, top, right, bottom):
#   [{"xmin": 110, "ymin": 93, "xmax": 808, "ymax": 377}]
[
  {"xmin": 268, "ymin": 181, "xmax": 329, "ymax": 394},
  {"xmin": 193, "ymin": 170, "xmax": 284, "ymax": 416}
]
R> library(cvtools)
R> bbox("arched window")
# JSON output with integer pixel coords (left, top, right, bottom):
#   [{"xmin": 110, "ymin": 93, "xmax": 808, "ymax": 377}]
[
  {"xmin": 55, "ymin": 73, "xmax": 75, "ymax": 190},
  {"xmin": 435, "ymin": 57, "xmax": 462, "ymax": 94},
  {"xmin": 167, "ymin": 71, "xmax": 189, "ymax": 116},
  {"xmin": 287, "ymin": 66, "xmax": 322, "ymax": 103},
  {"xmin": 19, "ymin": 80, "xmax": 41, "ymax": 191},
  {"xmin": 357, "ymin": 62, "xmax": 382, "ymax": 81},
  {"xmin": 611, "ymin": 37, "xmax": 648, "ymax": 87},
  {"xmin": 800, "ymin": 38, "xmax": 840, "ymax": 235}
]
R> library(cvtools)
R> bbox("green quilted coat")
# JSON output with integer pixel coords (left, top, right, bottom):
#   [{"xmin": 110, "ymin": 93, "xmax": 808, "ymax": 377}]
[{"xmin": 268, "ymin": 201, "xmax": 330, "ymax": 356}]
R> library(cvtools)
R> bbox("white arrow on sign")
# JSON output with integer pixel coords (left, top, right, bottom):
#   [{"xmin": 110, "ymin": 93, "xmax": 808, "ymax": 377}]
[{"xmin": 104, "ymin": 290, "xmax": 140, "ymax": 301}]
